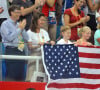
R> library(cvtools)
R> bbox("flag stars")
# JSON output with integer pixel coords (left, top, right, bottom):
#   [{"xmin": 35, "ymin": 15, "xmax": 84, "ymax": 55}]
[
  {"xmin": 76, "ymin": 72, "xmax": 79, "ymax": 75},
  {"xmin": 75, "ymin": 65, "xmax": 78, "ymax": 68},
  {"xmin": 62, "ymin": 69, "xmax": 65, "ymax": 72},
  {"xmin": 64, "ymin": 52, "xmax": 66, "ymax": 55},
  {"xmin": 60, "ymin": 62, "xmax": 63, "ymax": 65},
  {"xmin": 60, "ymin": 49, "xmax": 63, "ymax": 51},
  {"xmin": 53, "ymin": 74, "xmax": 55, "ymax": 77},
  {"xmin": 71, "ymin": 61, "xmax": 74, "ymax": 64},
  {"xmin": 63, "ymin": 59, "xmax": 66, "ymax": 61},
  {"xmin": 68, "ymin": 45, "xmax": 71, "ymax": 48},
  {"xmin": 72, "ymin": 68, "xmax": 75, "ymax": 71},
  {"xmin": 45, "ymin": 45, "xmax": 47, "ymax": 48},
  {"xmin": 63, "ymin": 46, "xmax": 65, "ymax": 48},
  {"xmin": 68, "ymin": 51, "xmax": 71, "ymax": 54},
  {"xmin": 55, "ymin": 70, "xmax": 58, "ymax": 73},
  {"xmin": 48, "ymin": 49, "xmax": 51, "ymax": 52},
  {"xmin": 52, "ymin": 52, "xmax": 54, "ymax": 55},
  {"xmin": 74, "ymin": 51, "xmax": 77, "ymax": 54},
  {"xmin": 66, "ymin": 48, "xmax": 69, "ymax": 51},
  {"xmin": 69, "ymin": 72, "xmax": 72, "ymax": 75},
  {"xmin": 60, "ymin": 73, "xmax": 63, "ymax": 76},
  {"xmin": 58, "ymin": 52, "xmax": 60, "ymax": 55},
  {"xmin": 50, "ymin": 70, "xmax": 52, "ymax": 73},
  {"xmin": 49, "ymin": 56, "xmax": 51, "ymax": 59},
  {"xmin": 74, "ymin": 58, "xmax": 77, "ymax": 61},
  {"xmin": 65, "ymin": 65, "xmax": 68, "ymax": 68},
  {"xmin": 55, "ymin": 63, "xmax": 57, "ymax": 66},
  {"xmin": 66, "ymin": 55, "xmax": 68, "ymax": 58},
  {"xmin": 67, "ymin": 61, "xmax": 70, "ymax": 64},
  {"xmin": 52, "ymin": 67, "xmax": 54, "ymax": 70},
  {"xmin": 49, "ymin": 63, "xmax": 51, "ymax": 66},
  {"xmin": 55, "ymin": 56, "xmax": 57, "ymax": 59},
  {"xmin": 57, "ymin": 46, "xmax": 59, "ymax": 48},
  {"xmin": 71, "ymin": 48, "xmax": 74, "ymax": 50},
  {"xmin": 55, "ymin": 49, "xmax": 57, "ymax": 52},
  {"xmin": 58, "ymin": 67, "xmax": 61, "ymax": 69},
  {"xmin": 45, "ymin": 52, "xmax": 48, "ymax": 55},
  {"xmin": 51, "ymin": 45, "xmax": 53, "ymax": 48},
  {"xmin": 52, "ymin": 60, "xmax": 54, "ymax": 62},
  {"xmin": 58, "ymin": 59, "xmax": 60, "ymax": 62}
]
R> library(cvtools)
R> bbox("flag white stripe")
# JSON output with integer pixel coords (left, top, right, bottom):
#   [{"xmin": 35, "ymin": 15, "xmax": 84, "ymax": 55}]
[
  {"xmin": 48, "ymin": 78, "xmax": 100, "ymax": 84},
  {"xmin": 80, "ymin": 68, "xmax": 100, "ymax": 74},
  {"xmin": 78, "ymin": 47, "xmax": 100, "ymax": 54},
  {"xmin": 79, "ymin": 57, "xmax": 100, "ymax": 64}
]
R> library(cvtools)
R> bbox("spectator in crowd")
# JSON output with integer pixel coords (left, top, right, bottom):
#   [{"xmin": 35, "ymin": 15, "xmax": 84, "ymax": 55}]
[
  {"xmin": 12, "ymin": 0, "xmax": 39, "ymax": 31},
  {"xmin": 96, "ymin": 3, "xmax": 100, "ymax": 23},
  {"xmin": 42, "ymin": 0, "xmax": 57, "ymax": 41},
  {"xmin": 26, "ymin": 12, "xmax": 55, "ymax": 81},
  {"xmin": 76, "ymin": 26, "xmax": 92, "ymax": 46},
  {"xmin": 94, "ymin": 23, "xmax": 100, "ymax": 46},
  {"xmin": 86, "ymin": 0, "xmax": 100, "ymax": 44},
  {"xmin": 0, "ymin": 5, "xmax": 28, "ymax": 81},
  {"xmin": 57, "ymin": 26, "xmax": 72, "ymax": 44},
  {"xmin": 86, "ymin": 0, "xmax": 100, "ymax": 31},
  {"xmin": 12, "ymin": 0, "xmax": 42, "ymax": 55},
  {"xmin": 0, "ymin": 0, "xmax": 10, "ymax": 42},
  {"xmin": 64, "ymin": 0, "xmax": 90, "ymax": 41},
  {"xmin": 61, "ymin": 0, "xmax": 74, "ymax": 25},
  {"xmin": 55, "ymin": 0, "xmax": 63, "ymax": 25}
]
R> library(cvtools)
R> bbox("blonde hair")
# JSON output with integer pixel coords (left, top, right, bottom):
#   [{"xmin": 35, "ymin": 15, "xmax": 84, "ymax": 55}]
[
  {"xmin": 61, "ymin": 26, "xmax": 71, "ymax": 32},
  {"xmin": 78, "ymin": 26, "xmax": 91, "ymax": 37},
  {"xmin": 97, "ymin": 23, "xmax": 100, "ymax": 29}
]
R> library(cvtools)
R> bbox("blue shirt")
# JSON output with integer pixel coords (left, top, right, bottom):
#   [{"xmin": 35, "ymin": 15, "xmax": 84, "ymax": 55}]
[
  {"xmin": 94, "ymin": 29, "xmax": 100, "ymax": 46},
  {"xmin": 0, "ymin": 18, "xmax": 28, "ymax": 47}
]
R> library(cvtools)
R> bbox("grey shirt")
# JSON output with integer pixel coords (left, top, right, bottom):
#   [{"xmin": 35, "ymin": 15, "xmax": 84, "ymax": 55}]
[{"xmin": 0, "ymin": 18, "xmax": 29, "ymax": 47}]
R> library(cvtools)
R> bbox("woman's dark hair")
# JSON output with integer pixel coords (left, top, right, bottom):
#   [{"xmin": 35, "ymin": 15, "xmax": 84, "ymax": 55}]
[
  {"xmin": 74, "ymin": 0, "xmax": 81, "ymax": 14},
  {"xmin": 30, "ymin": 12, "xmax": 45, "ymax": 33}
]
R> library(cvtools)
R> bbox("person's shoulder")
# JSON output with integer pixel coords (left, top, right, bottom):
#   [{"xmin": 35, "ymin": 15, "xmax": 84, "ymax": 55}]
[
  {"xmin": 40, "ymin": 28, "xmax": 48, "ymax": 34},
  {"xmin": 57, "ymin": 39, "xmax": 64, "ymax": 44},
  {"xmin": 68, "ymin": 40, "xmax": 73, "ymax": 44},
  {"xmin": 27, "ymin": 29, "xmax": 34, "ymax": 35},
  {"xmin": 64, "ymin": 8, "xmax": 72, "ymax": 15},
  {"xmin": 1, "ymin": 19, "xmax": 9, "ymax": 27}
]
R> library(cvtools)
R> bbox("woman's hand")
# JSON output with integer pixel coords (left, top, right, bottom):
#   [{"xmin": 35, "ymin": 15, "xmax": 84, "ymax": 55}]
[{"xmin": 80, "ymin": 16, "xmax": 90, "ymax": 24}]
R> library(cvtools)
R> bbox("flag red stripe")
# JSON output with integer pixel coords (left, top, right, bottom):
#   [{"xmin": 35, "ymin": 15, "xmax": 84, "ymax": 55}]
[
  {"xmin": 48, "ymin": 83, "xmax": 100, "ymax": 89},
  {"xmin": 80, "ymin": 73, "xmax": 100, "ymax": 79},
  {"xmin": 80, "ymin": 63, "xmax": 100, "ymax": 69},
  {"xmin": 79, "ymin": 52, "xmax": 100, "ymax": 58}
]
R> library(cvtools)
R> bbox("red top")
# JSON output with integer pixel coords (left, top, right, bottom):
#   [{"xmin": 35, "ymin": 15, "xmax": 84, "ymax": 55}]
[
  {"xmin": 64, "ymin": 9, "xmax": 85, "ymax": 40},
  {"xmin": 42, "ymin": 0, "xmax": 57, "ymax": 17}
]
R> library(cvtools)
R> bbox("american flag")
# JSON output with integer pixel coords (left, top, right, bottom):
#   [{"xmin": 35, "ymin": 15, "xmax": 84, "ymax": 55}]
[{"xmin": 43, "ymin": 44, "xmax": 100, "ymax": 90}]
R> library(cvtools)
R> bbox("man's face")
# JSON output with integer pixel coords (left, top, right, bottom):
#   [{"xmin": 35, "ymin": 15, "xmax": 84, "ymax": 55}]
[{"xmin": 11, "ymin": 10, "xmax": 21, "ymax": 20}]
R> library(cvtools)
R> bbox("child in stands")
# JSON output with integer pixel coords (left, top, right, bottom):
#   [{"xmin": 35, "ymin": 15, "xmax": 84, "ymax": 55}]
[
  {"xmin": 57, "ymin": 26, "xmax": 72, "ymax": 44},
  {"xmin": 76, "ymin": 26, "xmax": 92, "ymax": 46}
]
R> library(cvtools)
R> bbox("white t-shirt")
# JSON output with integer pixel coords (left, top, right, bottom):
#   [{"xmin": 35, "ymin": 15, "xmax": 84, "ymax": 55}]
[
  {"xmin": 27, "ymin": 28, "xmax": 50, "ymax": 51},
  {"xmin": 57, "ymin": 38, "xmax": 72, "ymax": 44}
]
